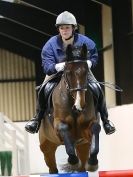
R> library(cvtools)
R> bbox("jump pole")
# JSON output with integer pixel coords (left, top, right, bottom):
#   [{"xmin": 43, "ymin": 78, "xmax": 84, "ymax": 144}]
[
  {"xmin": 10, "ymin": 170, "xmax": 133, "ymax": 177},
  {"xmin": 99, "ymin": 170, "xmax": 133, "ymax": 177}
]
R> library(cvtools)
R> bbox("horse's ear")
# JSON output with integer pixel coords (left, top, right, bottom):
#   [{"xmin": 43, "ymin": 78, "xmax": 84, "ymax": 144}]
[
  {"xmin": 81, "ymin": 44, "xmax": 87, "ymax": 60},
  {"xmin": 66, "ymin": 44, "xmax": 73, "ymax": 61}
]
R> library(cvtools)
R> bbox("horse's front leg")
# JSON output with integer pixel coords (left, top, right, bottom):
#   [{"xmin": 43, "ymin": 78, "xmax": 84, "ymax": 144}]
[
  {"xmin": 58, "ymin": 122, "xmax": 79, "ymax": 165},
  {"xmin": 87, "ymin": 122, "xmax": 101, "ymax": 171}
]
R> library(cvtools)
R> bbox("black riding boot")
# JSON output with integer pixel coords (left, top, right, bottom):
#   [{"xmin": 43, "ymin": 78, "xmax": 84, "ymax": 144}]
[
  {"xmin": 88, "ymin": 70, "xmax": 116, "ymax": 135},
  {"xmin": 25, "ymin": 109, "xmax": 45, "ymax": 134},
  {"xmin": 98, "ymin": 87, "xmax": 116, "ymax": 135},
  {"xmin": 25, "ymin": 87, "xmax": 45, "ymax": 134}
]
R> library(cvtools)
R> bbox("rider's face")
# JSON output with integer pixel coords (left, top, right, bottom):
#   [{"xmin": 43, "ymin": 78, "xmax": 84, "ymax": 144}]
[{"xmin": 59, "ymin": 25, "xmax": 73, "ymax": 40}]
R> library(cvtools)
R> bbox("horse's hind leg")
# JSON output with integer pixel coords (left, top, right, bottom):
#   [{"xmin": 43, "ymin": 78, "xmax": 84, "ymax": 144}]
[
  {"xmin": 76, "ymin": 143, "xmax": 89, "ymax": 172},
  {"xmin": 40, "ymin": 139, "xmax": 58, "ymax": 174}
]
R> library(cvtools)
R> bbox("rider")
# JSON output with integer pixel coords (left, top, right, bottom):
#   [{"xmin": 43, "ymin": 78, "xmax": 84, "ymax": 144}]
[{"xmin": 25, "ymin": 11, "xmax": 116, "ymax": 135}]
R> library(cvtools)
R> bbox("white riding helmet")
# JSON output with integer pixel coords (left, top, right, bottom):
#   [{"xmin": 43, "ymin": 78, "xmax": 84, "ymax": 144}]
[{"xmin": 55, "ymin": 11, "xmax": 77, "ymax": 28}]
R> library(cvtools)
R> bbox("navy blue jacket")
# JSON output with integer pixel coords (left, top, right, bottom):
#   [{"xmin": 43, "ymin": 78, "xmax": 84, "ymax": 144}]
[{"xmin": 41, "ymin": 33, "xmax": 98, "ymax": 75}]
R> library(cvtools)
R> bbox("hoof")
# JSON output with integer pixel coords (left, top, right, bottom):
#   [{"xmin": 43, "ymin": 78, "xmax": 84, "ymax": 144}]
[
  {"xmin": 49, "ymin": 168, "xmax": 58, "ymax": 174},
  {"xmin": 68, "ymin": 155, "xmax": 79, "ymax": 165},
  {"xmin": 87, "ymin": 164, "xmax": 98, "ymax": 172},
  {"xmin": 87, "ymin": 157, "xmax": 98, "ymax": 172}
]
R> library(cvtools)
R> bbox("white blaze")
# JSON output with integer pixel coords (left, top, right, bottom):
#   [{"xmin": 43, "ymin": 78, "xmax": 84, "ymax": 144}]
[{"xmin": 74, "ymin": 91, "xmax": 82, "ymax": 111}]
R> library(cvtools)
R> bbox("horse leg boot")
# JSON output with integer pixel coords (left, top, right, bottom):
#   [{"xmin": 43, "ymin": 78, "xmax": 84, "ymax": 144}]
[
  {"xmin": 98, "ymin": 86, "xmax": 116, "ymax": 135},
  {"xmin": 58, "ymin": 122, "xmax": 79, "ymax": 165},
  {"xmin": 25, "ymin": 87, "xmax": 45, "ymax": 134},
  {"xmin": 88, "ymin": 122, "xmax": 101, "ymax": 171}
]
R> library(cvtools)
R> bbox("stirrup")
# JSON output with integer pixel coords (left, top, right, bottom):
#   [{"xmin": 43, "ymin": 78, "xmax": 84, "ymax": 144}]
[
  {"xmin": 25, "ymin": 127, "xmax": 38, "ymax": 134},
  {"xmin": 106, "ymin": 128, "xmax": 115, "ymax": 135}
]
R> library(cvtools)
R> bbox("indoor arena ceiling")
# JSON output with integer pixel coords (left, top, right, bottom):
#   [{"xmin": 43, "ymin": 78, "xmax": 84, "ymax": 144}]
[{"xmin": 0, "ymin": 0, "xmax": 111, "ymax": 60}]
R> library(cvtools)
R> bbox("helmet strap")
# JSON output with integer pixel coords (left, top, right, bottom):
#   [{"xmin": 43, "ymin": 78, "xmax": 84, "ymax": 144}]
[
  {"xmin": 62, "ymin": 36, "xmax": 74, "ymax": 47},
  {"xmin": 65, "ymin": 35, "xmax": 73, "ymax": 41}
]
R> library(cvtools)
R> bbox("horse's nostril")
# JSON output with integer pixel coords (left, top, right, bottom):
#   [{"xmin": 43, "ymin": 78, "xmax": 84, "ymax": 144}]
[
  {"xmin": 72, "ymin": 105, "xmax": 82, "ymax": 113},
  {"xmin": 72, "ymin": 105, "xmax": 76, "ymax": 111}
]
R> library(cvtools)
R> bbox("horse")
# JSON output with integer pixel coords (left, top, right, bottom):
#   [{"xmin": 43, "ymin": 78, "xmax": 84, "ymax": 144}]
[{"xmin": 39, "ymin": 44, "xmax": 101, "ymax": 174}]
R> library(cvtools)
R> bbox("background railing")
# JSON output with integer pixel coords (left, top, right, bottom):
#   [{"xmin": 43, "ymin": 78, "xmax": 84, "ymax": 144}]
[{"xmin": 0, "ymin": 112, "xmax": 30, "ymax": 176}]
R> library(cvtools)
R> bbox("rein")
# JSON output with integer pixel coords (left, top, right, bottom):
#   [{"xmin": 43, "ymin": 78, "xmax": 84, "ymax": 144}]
[{"xmin": 89, "ymin": 79, "xmax": 123, "ymax": 92}]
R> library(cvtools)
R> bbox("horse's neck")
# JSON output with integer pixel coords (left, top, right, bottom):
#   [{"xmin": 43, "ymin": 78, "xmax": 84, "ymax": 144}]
[
  {"xmin": 58, "ymin": 76, "xmax": 73, "ymax": 102},
  {"xmin": 60, "ymin": 76, "xmax": 67, "ymax": 91}
]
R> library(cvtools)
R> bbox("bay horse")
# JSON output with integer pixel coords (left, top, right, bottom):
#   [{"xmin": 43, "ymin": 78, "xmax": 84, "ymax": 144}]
[{"xmin": 39, "ymin": 44, "xmax": 101, "ymax": 174}]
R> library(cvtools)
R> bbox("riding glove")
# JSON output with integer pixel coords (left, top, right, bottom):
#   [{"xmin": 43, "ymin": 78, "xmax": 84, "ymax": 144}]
[
  {"xmin": 55, "ymin": 62, "xmax": 65, "ymax": 72},
  {"xmin": 87, "ymin": 60, "xmax": 92, "ymax": 68}
]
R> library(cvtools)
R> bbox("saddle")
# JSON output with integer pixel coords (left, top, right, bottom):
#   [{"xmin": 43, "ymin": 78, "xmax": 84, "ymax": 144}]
[{"xmin": 43, "ymin": 72, "xmax": 62, "ymax": 122}]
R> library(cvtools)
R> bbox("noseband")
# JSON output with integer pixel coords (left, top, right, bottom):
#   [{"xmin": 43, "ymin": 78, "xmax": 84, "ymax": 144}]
[{"xmin": 64, "ymin": 60, "xmax": 88, "ymax": 92}]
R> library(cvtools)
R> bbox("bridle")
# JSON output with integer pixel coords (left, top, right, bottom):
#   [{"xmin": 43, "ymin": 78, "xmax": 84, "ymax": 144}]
[{"xmin": 63, "ymin": 60, "xmax": 88, "ymax": 92}]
